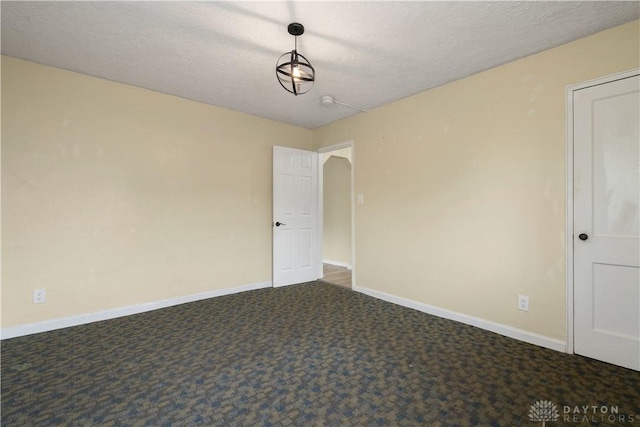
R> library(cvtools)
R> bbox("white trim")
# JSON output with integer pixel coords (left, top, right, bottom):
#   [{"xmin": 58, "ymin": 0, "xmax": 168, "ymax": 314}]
[
  {"xmin": 1, "ymin": 281, "xmax": 272, "ymax": 340},
  {"xmin": 323, "ymin": 259, "xmax": 353, "ymax": 270},
  {"xmin": 564, "ymin": 68, "xmax": 640, "ymax": 355},
  {"xmin": 354, "ymin": 285, "xmax": 566, "ymax": 353},
  {"xmin": 317, "ymin": 153, "xmax": 325, "ymax": 280},
  {"xmin": 350, "ymin": 144, "xmax": 356, "ymax": 287},
  {"xmin": 565, "ymin": 80, "xmax": 575, "ymax": 355},
  {"xmin": 317, "ymin": 141, "xmax": 356, "ymax": 288},
  {"xmin": 317, "ymin": 141, "xmax": 354, "ymax": 153}
]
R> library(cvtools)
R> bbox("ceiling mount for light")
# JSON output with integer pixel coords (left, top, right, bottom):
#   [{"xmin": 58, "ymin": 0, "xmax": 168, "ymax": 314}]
[
  {"xmin": 320, "ymin": 95, "xmax": 368, "ymax": 113},
  {"xmin": 276, "ymin": 23, "xmax": 315, "ymax": 96}
]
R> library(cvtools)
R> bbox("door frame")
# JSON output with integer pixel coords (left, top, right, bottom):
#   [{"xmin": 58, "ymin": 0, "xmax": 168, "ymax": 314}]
[
  {"xmin": 317, "ymin": 141, "xmax": 355, "ymax": 287},
  {"xmin": 565, "ymin": 68, "xmax": 640, "ymax": 355}
]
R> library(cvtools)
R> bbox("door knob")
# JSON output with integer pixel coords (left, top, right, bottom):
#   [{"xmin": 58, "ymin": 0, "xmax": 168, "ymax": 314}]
[
  {"xmin": 275, "ymin": 221, "xmax": 286, "ymax": 227},
  {"xmin": 578, "ymin": 233, "xmax": 589, "ymax": 241}
]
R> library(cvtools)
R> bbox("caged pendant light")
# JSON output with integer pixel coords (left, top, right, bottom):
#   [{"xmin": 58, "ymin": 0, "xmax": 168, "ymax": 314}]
[{"xmin": 276, "ymin": 23, "xmax": 315, "ymax": 96}]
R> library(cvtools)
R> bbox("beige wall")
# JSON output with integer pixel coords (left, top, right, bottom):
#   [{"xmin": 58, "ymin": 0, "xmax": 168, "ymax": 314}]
[
  {"xmin": 2, "ymin": 20, "xmax": 638, "ymax": 338},
  {"xmin": 314, "ymin": 20, "xmax": 640, "ymax": 340},
  {"xmin": 1, "ymin": 56, "xmax": 312, "ymax": 327},
  {"xmin": 323, "ymin": 155, "xmax": 352, "ymax": 266}
]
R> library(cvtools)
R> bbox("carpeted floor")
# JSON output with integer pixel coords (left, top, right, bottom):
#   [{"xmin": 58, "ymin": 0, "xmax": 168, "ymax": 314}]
[{"xmin": 1, "ymin": 282, "xmax": 639, "ymax": 426}]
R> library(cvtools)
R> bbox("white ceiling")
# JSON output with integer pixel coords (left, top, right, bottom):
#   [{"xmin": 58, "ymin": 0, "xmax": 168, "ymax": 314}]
[{"xmin": 2, "ymin": 1, "xmax": 638, "ymax": 129}]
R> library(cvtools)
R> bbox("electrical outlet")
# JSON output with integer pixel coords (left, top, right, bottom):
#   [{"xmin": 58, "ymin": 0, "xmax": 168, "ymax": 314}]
[
  {"xmin": 33, "ymin": 289, "xmax": 46, "ymax": 304},
  {"xmin": 358, "ymin": 193, "xmax": 364, "ymax": 204},
  {"xmin": 518, "ymin": 294, "xmax": 529, "ymax": 312}
]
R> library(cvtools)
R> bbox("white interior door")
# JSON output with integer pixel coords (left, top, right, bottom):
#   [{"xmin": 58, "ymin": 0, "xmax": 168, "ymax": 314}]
[
  {"xmin": 574, "ymin": 74, "xmax": 640, "ymax": 371},
  {"xmin": 273, "ymin": 146, "xmax": 319, "ymax": 287}
]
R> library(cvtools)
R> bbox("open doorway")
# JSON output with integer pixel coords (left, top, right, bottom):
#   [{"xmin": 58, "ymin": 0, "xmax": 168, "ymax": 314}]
[{"xmin": 318, "ymin": 143, "xmax": 354, "ymax": 288}]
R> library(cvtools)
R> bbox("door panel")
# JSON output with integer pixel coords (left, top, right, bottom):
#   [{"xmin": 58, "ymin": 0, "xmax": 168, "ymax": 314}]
[
  {"xmin": 592, "ymin": 263, "xmax": 639, "ymax": 338},
  {"xmin": 574, "ymin": 74, "xmax": 640, "ymax": 371},
  {"xmin": 273, "ymin": 146, "xmax": 318, "ymax": 287}
]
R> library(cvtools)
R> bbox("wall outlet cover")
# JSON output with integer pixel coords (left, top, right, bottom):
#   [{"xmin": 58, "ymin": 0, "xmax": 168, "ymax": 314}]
[
  {"xmin": 33, "ymin": 289, "xmax": 46, "ymax": 304},
  {"xmin": 518, "ymin": 294, "xmax": 529, "ymax": 312}
]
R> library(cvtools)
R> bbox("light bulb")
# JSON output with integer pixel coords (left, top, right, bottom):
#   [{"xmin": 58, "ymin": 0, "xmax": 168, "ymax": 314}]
[{"xmin": 292, "ymin": 65, "xmax": 301, "ymax": 79}]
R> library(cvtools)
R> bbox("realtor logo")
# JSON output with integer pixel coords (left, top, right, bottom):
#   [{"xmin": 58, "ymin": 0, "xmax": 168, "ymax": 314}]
[{"xmin": 529, "ymin": 400, "xmax": 560, "ymax": 426}]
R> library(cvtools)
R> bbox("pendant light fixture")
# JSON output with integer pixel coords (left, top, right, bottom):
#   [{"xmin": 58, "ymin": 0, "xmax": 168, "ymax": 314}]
[{"xmin": 276, "ymin": 23, "xmax": 315, "ymax": 96}]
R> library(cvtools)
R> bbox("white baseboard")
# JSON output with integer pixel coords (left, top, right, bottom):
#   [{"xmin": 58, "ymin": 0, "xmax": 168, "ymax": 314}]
[
  {"xmin": 1, "ymin": 281, "xmax": 272, "ymax": 340},
  {"xmin": 323, "ymin": 259, "xmax": 353, "ymax": 270},
  {"xmin": 353, "ymin": 285, "xmax": 566, "ymax": 353}
]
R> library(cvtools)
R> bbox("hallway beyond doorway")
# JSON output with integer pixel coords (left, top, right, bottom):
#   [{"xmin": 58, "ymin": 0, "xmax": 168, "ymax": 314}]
[{"xmin": 322, "ymin": 263, "xmax": 351, "ymax": 288}]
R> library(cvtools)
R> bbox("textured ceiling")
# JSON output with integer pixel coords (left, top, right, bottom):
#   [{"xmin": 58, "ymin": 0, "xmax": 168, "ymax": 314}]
[{"xmin": 2, "ymin": 1, "xmax": 638, "ymax": 129}]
